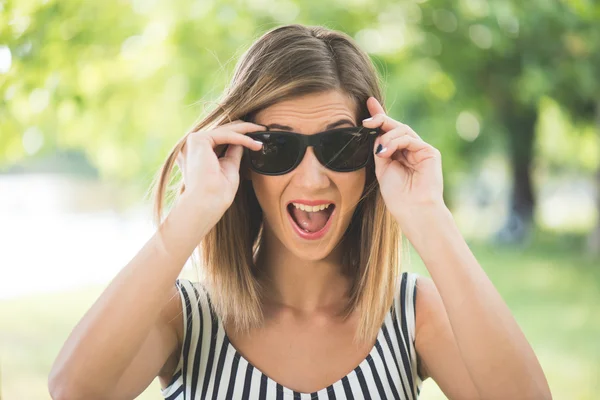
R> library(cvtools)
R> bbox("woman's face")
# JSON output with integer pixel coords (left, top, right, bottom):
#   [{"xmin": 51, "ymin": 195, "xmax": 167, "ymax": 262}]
[{"xmin": 251, "ymin": 90, "xmax": 365, "ymax": 261}]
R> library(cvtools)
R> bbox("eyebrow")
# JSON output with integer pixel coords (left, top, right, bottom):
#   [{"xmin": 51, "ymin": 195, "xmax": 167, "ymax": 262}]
[{"xmin": 266, "ymin": 118, "xmax": 356, "ymax": 131}]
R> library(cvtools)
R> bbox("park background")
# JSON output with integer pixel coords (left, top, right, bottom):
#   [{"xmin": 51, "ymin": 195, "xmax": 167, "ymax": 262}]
[{"xmin": 1, "ymin": 0, "xmax": 599, "ymax": 398}]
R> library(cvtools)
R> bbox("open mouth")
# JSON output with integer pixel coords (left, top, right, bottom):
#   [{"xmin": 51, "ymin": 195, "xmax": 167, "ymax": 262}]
[{"xmin": 286, "ymin": 202, "xmax": 336, "ymax": 235}]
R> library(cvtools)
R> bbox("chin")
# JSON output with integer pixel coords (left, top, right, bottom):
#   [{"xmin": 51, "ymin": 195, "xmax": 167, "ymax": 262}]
[{"xmin": 287, "ymin": 240, "xmax": 339, "ymax": 262}]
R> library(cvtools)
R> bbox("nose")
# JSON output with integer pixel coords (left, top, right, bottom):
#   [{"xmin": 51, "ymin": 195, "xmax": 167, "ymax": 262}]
[{"xmin": 291, "ymin": 147, "xmax": 330, "ymax": 191}]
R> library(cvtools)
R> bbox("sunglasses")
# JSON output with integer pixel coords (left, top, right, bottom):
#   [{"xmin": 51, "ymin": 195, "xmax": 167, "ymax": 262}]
[{"xmin": 243, "ymin": 126, "xmax": 383, "ymax": 175}]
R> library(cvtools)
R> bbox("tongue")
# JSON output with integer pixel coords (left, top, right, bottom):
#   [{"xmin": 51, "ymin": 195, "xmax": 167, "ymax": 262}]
[{"xmin": 290, "ymin": 208, "xmax": 330, "ymax": 233}]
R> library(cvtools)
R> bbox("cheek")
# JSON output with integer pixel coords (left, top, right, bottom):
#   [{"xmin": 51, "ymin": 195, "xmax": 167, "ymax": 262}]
[
  {"xmin": 340, "ymin": 170, "xmax": 366, "ymax": 206},
  {"xmin": 333, "ymin": 170, "xmax": 366, "ymax": 226},
  {"xmin": 251, "ymin": 174, "xmax": 284, "ymax": 218}
]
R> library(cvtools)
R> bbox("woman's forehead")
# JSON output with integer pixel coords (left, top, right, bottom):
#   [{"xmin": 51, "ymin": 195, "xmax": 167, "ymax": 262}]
[{"xmin": 254, "ymin": 91, "xmax": 358, "ymax": 131}]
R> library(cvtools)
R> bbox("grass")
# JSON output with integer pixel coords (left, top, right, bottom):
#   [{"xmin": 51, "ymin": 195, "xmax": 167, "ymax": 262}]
[
  {"xmin": 413, "ymin": 231, "xmax": 600, "ymax": 399},
  {"xmin": 0, "ymin": 232, "xmax": 598, "ymax": 399}
]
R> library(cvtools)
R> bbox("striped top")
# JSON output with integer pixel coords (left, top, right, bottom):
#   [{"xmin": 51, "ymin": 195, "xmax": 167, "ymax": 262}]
[{"xmin": 161, "ymin": 272, "xmax": 423, "ymax": 400}]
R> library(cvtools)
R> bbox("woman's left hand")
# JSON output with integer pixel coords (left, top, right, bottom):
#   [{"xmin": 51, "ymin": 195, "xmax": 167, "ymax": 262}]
[{"xmin": 362, "ymin": 97, "xmax": 445, "ymax": 223}]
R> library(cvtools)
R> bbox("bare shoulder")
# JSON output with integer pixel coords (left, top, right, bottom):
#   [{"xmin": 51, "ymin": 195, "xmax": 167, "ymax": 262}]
[
  {"xmin": 157, "ymin": 282, "xmax": 185, "ymax": 381},
  {"xmin": 110, "ymin": 282, "xmax": 186, "ymax": 398},
  {"xmin": 414, "ymin": 275, "xmax": 439, "ymax": 330},
  {"xmin": 413, "ymin": 275, "xmax": 479, "ymax": 397},
  {"xmin": 414, "ymin": 275, "xmax": 439, "ymax": 379},
  {"xmin": 159, "ymin": 281, "xmax": 185, "ymax": 331}
]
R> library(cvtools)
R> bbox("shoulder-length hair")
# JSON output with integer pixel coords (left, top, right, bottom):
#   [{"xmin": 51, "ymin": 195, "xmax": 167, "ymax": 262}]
[{"xmin": 153, "ymin": 24, "xmax": 402, "ymax": 344}]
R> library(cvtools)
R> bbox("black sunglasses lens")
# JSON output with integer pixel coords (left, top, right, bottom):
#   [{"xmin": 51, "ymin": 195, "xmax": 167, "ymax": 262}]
[
  {"xmin": 247, "ymin": 133, "xmax": 301, "ymax": 174},
  {"xmin": 318, "ymin": 128, "xmax": 372, "ymax": 171}
]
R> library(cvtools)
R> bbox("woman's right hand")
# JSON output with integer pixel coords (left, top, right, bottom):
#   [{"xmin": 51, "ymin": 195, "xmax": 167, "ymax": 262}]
[
  {"xmin": 48, "ymin": 122, "xmax": 267, "ymax": 399},
  {"xmin": 176, "ymin": 120, "xmax": 264, "ymax": 214}
]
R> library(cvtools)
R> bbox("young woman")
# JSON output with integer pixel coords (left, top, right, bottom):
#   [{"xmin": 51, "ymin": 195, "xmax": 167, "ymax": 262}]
[{"xmin": 49, "ymin": 24, "xmax": 551, "ymax": 400}]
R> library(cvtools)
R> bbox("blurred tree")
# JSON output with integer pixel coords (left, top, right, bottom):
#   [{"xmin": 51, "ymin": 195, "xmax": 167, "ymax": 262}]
[
  {"xmin": 0, "ymin": 0, "xmax": 394, "ymax": 182},
  {"xmin": 546, "ymin": 1, "xmax": 600, "ymax": 254},
  {"xmin": 408, "ymin": 0, "xmax": 600, "ymax": 246},
  {"xmin": 1, "ymin": 0, "xmax": 599, "ymax": 249}
]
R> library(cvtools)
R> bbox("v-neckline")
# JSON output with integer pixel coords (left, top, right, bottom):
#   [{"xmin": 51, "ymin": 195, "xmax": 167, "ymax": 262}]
[{"xmin": 220, "ymin": 320, "xmax": 385, "ymax": 397}]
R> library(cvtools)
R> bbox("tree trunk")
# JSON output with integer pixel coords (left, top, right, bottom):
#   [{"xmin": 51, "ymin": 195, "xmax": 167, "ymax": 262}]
[
  {"xmin": 586, "ymin": 99, "xmax": 600, "ymax": 256},
  {"xmin": 495, "ymin": 104, "xmax": 537, "ymax": 245}
]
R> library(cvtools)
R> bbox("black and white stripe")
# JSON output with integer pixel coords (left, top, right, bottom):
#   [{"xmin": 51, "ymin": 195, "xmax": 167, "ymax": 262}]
[{"xmin": 161, "ymin": 272, "xmax": 422, "ymax": 399}]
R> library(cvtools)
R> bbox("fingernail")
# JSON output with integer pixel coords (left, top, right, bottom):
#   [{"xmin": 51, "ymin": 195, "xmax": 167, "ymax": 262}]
[
  {"xmin": 253, "ymin": 140, "xmax": 263, "ymax": 146},
  {"xmin": 375, "ymin": 144, "xmax": 387, "ymax": 154},
  {"xmin": 363, "ymin": 117, "xmax": 373, "ymax": 122}
]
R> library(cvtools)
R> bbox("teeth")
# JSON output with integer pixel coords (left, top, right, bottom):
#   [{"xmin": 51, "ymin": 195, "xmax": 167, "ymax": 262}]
[{"xmin": 292, "ymin": 202, "xmax": 332, "ymax": 212}]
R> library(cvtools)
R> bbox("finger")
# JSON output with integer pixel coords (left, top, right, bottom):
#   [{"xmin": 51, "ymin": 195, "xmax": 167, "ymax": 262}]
[
  {"xmin": 374, "ymin": 125, "xmax": 413, "ymax": 150},
  {"xmin": 221, "ymin": 143, "xmax": 244, "ymax": 166},
  {"xmin": 363, "ymin": 97, "xmax": 399, "ymax": 132},
  {"xmin": 365, "ymin": 115, "xmax": 422, "ymax": 143},
  {"xmin": 402, "ymin": 123, "xmax": 422, "ymax": 140},
  {"xmin": 219, "ymin": 144, "xmax": 244, "ymax": 182},
  {"xmin": 366, "ymin": 96, "xmax": 386, "ymax": 117},
  {"xmin": 209, "ymin": 123, "xmax": 265, "ymax": 159},
  {"xmin": 213, "ymin": 123, "xmax": 267, "ymax": 154},
  {"xmin": 362, "ymin": 112, "xmax": 396, "ymax": 131},
  {"xmin": 190, "ymin": 130, "xmax": 264, "ymax": 151},
  {"xmin": 363, "ymin": 114, "xmax": 422, "ymax": 141},
  {"xmin": 375, "ymin": 135, "xmax": 430, "ymax": 158},
  {"xmin": 362, "ymin": 97, "xmax": 422, "ymax": 140}
]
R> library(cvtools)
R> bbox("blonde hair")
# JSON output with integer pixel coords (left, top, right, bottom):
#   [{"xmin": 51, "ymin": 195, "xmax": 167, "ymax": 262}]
[{"xmin": 153, "ymin": 24, "xmax": 401, "ymax": 343}]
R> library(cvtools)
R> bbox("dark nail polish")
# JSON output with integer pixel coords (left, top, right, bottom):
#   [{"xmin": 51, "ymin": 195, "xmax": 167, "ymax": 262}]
[{"xmin": 375, "ymin": 144, "xmax": 383, "ymax": 154}]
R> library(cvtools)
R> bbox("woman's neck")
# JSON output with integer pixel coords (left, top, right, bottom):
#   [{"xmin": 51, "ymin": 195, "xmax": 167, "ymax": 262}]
[{"xmin": 255, "ymin": 232, "xmax": 351, "ymax": 315}]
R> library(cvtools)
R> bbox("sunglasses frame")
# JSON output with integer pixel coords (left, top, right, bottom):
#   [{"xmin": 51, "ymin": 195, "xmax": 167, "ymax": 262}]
[{"xmin": 244, "ymin": 125, "xmax": 383, "ymax": 176}]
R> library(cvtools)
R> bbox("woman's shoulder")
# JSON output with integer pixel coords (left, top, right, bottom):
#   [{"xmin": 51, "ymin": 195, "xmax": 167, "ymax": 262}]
[
  {"xmin": 174, "ymin": 277, "xmax": 207, "ymax": 298},
  {"xmin": 394, "ymin": 271, "xmax": 420, "ymax": 311},
  {"xmin": 404, "ymin": 272, "xmax": 439, "ymax": 335},
  {"xmin": 173, "ymin": 277, "xmax": 215, "ymax": 316},
  {"xmin": 400, "ymin": 270, "xmax": 420, "ymax": 288},
  {"xmin": 159, "ymin": 278, "xmax": 217, "ymax": 396},
  {"xmin": 391, "ymin": 271, "xmax": 420, "ymax": 329},
  {"xmin": 412, "ymin": 273, "xmax": 439, "ymax": 328}
]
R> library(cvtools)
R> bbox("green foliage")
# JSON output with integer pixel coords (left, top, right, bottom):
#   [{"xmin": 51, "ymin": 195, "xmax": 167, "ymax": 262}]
[
  {"xmin": 0, "ymin": 0, "xmax": 598, "ymax": 183},
  {"xmin": 0, "ymin": 0, "xmax": 381, "ymax": 180},
  {"xmin": 536, "ymin": 97, "xmax": 600, "ymax": 172}
]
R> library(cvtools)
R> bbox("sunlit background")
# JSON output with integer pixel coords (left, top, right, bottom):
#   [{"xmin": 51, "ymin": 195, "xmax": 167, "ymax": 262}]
[{"xmin": 1, "ymin": 0, "xmax": 599, "ymax": 399}]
